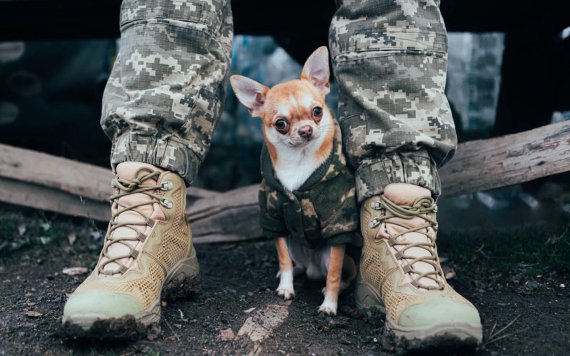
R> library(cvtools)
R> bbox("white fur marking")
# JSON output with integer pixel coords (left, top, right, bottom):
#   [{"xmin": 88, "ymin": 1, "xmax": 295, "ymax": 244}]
[
  {"xmin": 300, "ymin": 95, "xmax": 313, "ymax": 110},
  {"xmin": 318, "ymin": 298, "xmax": 338, "ymax": 315},
  {"xmin": 277, "ymin": 104, "xmax": 290, "ymax": 118},
  {"xmin": 276, "ymin": 269, "xmax": 295, "ymax": 300},
  {"xmin": 289, "ymin": 94, "xmax": 298, "ymax": 111}
]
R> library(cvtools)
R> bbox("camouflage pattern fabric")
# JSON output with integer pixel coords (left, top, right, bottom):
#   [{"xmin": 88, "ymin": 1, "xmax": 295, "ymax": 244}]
[
  {"xmin": 100, "ymin": 0, "xmax": 233, "ymax": 185},
  {"xmin": 329, "ymin": 0, "xmax": 456, "ymax": 201},
  {"xmin": 258, "ymin": 124, "xmax": 361, "ymax": 248},
  {"xmin": 101, "ymin": 0, "xmax": 454, "ymax": 198}
]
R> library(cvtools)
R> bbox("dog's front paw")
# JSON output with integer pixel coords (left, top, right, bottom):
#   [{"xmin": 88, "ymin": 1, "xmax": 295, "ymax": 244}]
[
  {"xmin": 276, "ymin": 285, "xmax": 295, "ymax": 300},
  {"xmin": 318, "ymin": 299, "xmax": 338, "ymax": 316},
  {"xmin": 276, "ymin": 269, "xmax": 295, "ymax": 300}
]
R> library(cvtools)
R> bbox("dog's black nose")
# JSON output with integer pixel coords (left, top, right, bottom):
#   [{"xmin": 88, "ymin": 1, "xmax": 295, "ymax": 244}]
[{"xmin": 298, "ymin": 125, "xmax": 313, "ymax": 138}]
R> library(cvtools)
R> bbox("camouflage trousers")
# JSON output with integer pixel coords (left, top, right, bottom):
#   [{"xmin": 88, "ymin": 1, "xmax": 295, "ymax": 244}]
[
  {"xmin": 330, "ymin": 0, "xmax": 456, "ymax": 201},
  {"xmin": 101, "ymin": 0, "xmax": 233, "ymax": 184},
  {"xmin": 101, "ymin": 0, "xmax": 456, "ymax": 200}
]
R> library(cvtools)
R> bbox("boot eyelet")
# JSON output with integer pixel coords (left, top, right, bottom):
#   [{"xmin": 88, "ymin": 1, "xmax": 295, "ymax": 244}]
[
  {"xmin": 368, "ymin": 218, "xmax": 381, "ymax": 229},
  {"xmin": 160, "ymin": 181, "xmax": 173, "ymax": 191},
  {"xmin": 160, "ymin": 198, "xmax": 173, "ymax": 209},
  {"xmin": 370, "ymin": 201, "xmax": 381, "ymax": 210}
]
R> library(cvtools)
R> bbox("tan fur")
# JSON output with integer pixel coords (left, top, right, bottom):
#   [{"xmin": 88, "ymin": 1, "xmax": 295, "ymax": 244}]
[
  {"xmin": 315, "ymin": 108, "xmax": 335, "ymax": 163},
  {"xmin": 275, "ymin": 237, "xmax": 293, "ymax": 272},
  {"xmin": 263, "ymin": 129, "xmax": 279, "ymax": 165},
  {"xmin": 323, "ymin": 245, "xmax": 345, "ymax": 307}
]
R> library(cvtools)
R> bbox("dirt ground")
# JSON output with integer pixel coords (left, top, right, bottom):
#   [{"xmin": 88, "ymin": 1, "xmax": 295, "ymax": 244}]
[{"xmin": 0, "ymin": 205, "xmax": 569, "ymax": 355}]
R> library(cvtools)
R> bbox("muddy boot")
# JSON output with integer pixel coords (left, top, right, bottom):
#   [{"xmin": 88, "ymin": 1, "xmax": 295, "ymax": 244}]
[
  {"xmin": 356, "ymin": 183, "xmax": 482, "ymax": 350},
  {"xmin": 62, "ymin": 162, "xmax": 200, "ymax": 340}
]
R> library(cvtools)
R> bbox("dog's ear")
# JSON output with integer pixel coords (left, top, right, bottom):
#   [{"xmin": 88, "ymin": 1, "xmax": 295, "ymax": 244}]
[
  {"xmin": 230, "ymin": 75, "xmax": 269, "ymax": 118},
  {"xmin": 301, "ymin": 46, "xmax": 330, "ymax": 96}
]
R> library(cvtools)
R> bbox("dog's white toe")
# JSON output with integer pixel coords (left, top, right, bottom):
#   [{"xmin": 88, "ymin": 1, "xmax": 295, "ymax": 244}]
[
  {"xmin": 318, "ymin": 299, "xmax": 337, "ymax": 315},
  {"xmin": 276, "ymin": 286, "xmax": 295, "ymax": 300},
  {"xmin": 276, "ymin": 269, "xmax": 295, "ymax": 300}
]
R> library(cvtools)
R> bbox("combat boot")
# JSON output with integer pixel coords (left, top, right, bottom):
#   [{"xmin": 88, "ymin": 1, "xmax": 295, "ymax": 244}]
[
  {"xmin": 356, "ymin": 183, "xmax": 482, "ymax": 350},
  {"xmin": 62, "ymin": 162, "xmax": 200, "ymax": 339}
]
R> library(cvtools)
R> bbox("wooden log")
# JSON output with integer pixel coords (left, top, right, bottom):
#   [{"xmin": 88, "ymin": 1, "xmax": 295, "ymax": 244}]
[
  {"xmin": 1, "ymin": 120, "xmax": 569, "ymax": 243},
  {"xmin": 0, "ymin": 143, "xmax": 261, "ymax": 242},
  {"xmin": 439, "ymin": 120, "xmax": 570, "ymax": 196},
  {"xmin": 0, "ymin": 144, "xmax": 113, "ymax": 202},
  {"xmin": 0, "ymin": 176, "xmax": 110, "ymax": 221},
  {"xmin": 189, "ymin": 185, "xmax": 261, "ymax": 241},
  {"xmin": 0, "ymin": 143, "xmax": 219, "ymax": 202}
]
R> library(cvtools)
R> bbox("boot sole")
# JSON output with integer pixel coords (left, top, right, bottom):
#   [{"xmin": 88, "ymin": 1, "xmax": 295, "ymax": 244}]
[
  {"xmin": 355, "ymin": 279, "xmax": 482, "ymax": 351},
  {"xmin": 61, "ymin": 249, "xmax": 201, "ymax": 341}
]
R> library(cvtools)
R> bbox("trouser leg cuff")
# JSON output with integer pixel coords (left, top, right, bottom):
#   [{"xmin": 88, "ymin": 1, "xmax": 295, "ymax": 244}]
[
  {"xmin": 355, "ymin": 149, "xmax": 442, "ymax": 202},
  {"xmin": 110, "ymin": 132, "xmax": 200, "ymax": 186}
]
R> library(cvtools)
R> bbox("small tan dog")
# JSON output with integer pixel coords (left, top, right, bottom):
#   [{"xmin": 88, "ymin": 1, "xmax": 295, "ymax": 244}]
[{"xmin": 231, "ymin": 47, "xmax": 360, "ymax": 315}]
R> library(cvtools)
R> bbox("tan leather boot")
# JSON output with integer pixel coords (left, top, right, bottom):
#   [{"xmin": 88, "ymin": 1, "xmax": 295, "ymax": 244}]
[
  {"xmin": 356, "ymin": 183, "xmax": 482, "ymax": 350},
  {"xmin": 62, "ymin": 162, "xmax": 200, "ymax": 340}
]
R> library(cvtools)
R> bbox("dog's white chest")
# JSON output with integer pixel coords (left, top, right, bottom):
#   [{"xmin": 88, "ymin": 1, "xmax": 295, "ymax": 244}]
[{"xmin": 274, "ymin": 156, "xmax": 319, "ymax": 192}]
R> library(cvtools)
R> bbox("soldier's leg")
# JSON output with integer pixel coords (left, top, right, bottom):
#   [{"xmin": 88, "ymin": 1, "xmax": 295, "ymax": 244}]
[
  {"xmin": 62, "ymin": 0, "xmax": 232, "ymax": 339},
  {"xmin": 330, "ymin": 0, "xmax": 482, "ymax": 349}
]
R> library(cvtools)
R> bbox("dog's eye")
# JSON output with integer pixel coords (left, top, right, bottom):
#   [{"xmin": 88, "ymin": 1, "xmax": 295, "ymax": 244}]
[
  {"xmin": 312, "ymin": 106, "xmax": 323, "ymax": 117},
  {"xmin": 275, "ymin": 119, "xmax": 289, "ymax": 134}
]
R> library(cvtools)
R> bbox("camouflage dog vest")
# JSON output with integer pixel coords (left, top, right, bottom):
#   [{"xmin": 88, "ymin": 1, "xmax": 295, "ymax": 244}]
[{"xmin": 258, "ymin": 124, "xmax": 361, "ymax": 248}]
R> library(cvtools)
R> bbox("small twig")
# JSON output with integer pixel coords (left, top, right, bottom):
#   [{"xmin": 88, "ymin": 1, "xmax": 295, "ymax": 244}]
[
  {"xmin": 178, "ymin": 308, "xmax": 188, "ymax": 322},
  {"xmin": 485, "ymin": 314, "xmax": 522, "ymax": 347},
  {"xmin": 164, "ymin": 317, "xmax": 180, "ymax": 342},
  {"xmin": 489, "ymin": 322, "xmax": 497, "ymax": 339},
  {"xmin": 485, "ymin": 328, "xmax": 528, "ymax": 346},
  {"xmin": 517, "ymin": 262, "xmax": 540, "ymax": 268},
  {"xmin": 558, "ymin": 223, "xmax": 570, "ymax": 247},
  {"xmin": 486, "ymin": 332, "xmax": 516, "ymax": 346},
  {"xmin": 547, "ymin": 223, "xmax": 570, "ymax": 245},
  {"xmin": 475, "ymin": 243, "xmax": 490, "ymax": 259},
  {"xmin": 490, "ymin": 314, "xmax": 521, "ymax": 339}
]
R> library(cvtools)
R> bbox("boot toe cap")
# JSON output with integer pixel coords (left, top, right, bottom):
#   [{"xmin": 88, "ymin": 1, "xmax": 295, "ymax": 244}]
[
  {"xmin": 63, "ymin": 289, "xmax": 142, "ymax": 327},
  {"xmin": 398, "ymin": 298, "xmax": 481, "ymax": 328}
]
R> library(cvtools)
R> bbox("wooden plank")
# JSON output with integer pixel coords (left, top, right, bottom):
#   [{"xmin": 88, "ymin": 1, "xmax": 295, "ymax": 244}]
[
  {"xmin": 190, "ymin": 186, "xmax": 222, "ymax": 199},
  {"xmin": 189, "ymin": 185, "xmax": 258, "ymax": 220},
  {"xmin": 189, "ymin": 185, "xmax": 262, "ymax": 241},
  {"xmin": 0, "ymin": 144, "xmax": 112, "ymax": 202},
  {"xmin": 0, "ymin": 177, "xmax": 256, "ymax": 244},
  {"xmin": 0, "ymin": 143, "xmax": 219, "ymax": 202},
  {"xmin": 0, "ymin": 143, "xmax": 254, "ymax": 242},
  {"xmin": 439, "ymin": 120, "xmax": 570, "ymax": 196},
  {"xmin": 193, "ymin": 234, "xmax": 262, "ymax": 245},
  {"xmin": 0, "ymin": 177, "xmax": 110, "ymax": 221}
]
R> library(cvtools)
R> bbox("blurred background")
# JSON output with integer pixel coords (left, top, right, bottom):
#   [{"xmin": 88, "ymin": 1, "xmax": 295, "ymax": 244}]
[{"xmin": 1, "ymin": 0, "xmax": 569, "ymax": 228}]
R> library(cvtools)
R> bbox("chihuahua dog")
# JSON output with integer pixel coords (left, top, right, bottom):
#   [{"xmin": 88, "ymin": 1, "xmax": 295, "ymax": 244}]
[{"xmin": 231, "ymin": 47, "xmax": 360, "ymax": 315}]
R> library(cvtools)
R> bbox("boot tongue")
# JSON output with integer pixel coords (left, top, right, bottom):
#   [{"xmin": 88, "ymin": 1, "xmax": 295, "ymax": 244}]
[
  {"xmin": 101, "ymin": 163, "xmax": 165, "ymax": 274},
  {"xmin": 384, "ymin": 183, "xmax": 432, "ymax": 205},
  {"xmin": 383, "ymin": 184, "xmax": 441, "ymax": 289},
  {"xmin": 116, "ymin": 162, "xmax": 164, "ymax": 181}
]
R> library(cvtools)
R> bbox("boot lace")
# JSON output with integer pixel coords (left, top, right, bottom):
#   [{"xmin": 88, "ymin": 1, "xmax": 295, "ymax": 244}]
[
  {"xmin": 370, "ymin": 196, "xmax": 445, "ymax": 290},
  {"xmin": 99, "ymin": 169, "xmax": 172, "ymax": 275}
]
